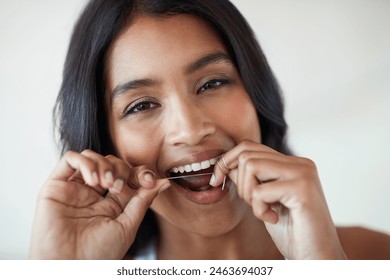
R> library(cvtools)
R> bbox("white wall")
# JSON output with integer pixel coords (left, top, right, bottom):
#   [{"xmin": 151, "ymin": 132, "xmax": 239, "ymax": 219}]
[{"xmin": 0, "ymin": 0, "xmax": 389, "ymax": 259}]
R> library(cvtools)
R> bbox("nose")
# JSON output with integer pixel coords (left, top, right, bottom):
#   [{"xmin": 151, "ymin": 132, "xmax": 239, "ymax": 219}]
[{"xmin": 164, "ymin": 96, "xmax": 215, "ymax": 146}]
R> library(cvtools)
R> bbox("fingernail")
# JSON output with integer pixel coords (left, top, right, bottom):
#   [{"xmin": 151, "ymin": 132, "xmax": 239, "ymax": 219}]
[
  {"xmin": 209, "ymin": 174, "xmax": 216, "ymax": 186},
  {"xmin": 141, "ymin": 170, "xmax": 155, "ymax": 183},
  {"xmin": 105, "ymin": 171, "xmax": 113, "ymax": 184},
  {"xmin": 112, "ymin": 179, "xmax": 124, "ymax": 194},
  {"xmin": 139, "ymin": 170, "xmax": 155, "ymax": 188}
]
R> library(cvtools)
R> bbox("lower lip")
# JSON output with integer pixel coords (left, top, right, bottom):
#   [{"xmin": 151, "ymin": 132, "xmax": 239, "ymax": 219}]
[{"xmin": 173, "ymin": 182, "xmax": 229, "ymax": 204}]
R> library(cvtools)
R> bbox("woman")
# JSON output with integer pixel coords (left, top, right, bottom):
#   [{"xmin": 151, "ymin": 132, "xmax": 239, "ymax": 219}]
[{"xmin": 29, "ymin": 0, "xmax": 389, "ymax": 259}]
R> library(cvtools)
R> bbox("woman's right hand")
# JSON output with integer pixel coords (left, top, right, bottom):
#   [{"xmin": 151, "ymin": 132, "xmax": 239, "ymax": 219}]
[{"xmin": 29, "ymin": 150, "xmax": 170, "ymax": 259}]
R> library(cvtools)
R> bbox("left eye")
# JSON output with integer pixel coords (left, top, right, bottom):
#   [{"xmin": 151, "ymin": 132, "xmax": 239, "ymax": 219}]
[{"xmin": 198, "ymin": 79, "xmax": 229, "ymax": 93}]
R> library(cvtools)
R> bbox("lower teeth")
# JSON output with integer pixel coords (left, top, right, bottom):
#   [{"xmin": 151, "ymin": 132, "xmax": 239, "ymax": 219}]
[
  {"xmin": 197, "ymin": 185, "xmax": 211, "ymax": 191},
  {"xmin": 185, "ymin": 185, "xmax": 211, "ymax": 192}
]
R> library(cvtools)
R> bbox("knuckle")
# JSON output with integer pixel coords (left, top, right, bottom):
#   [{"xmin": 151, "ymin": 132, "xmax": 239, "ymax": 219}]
[
  {"xmin": 238, "ymin": 151, "xmax": 253, "ymax": 164},
  {"xmin": 240, "ymin": 139, "xmax": 254, "ymax": 147},
  {"xmin": 295, "ymin": 157, "xmax": 318, "ymax": 179},
  {"xmin": 299, "ymin": 157, "xmax": 317, "ymax": 170},
  {"xmin": 106, "ymin": 155, "xmax": 129, "ymax": 169},
  {"xmin": 236, "ymin": 139, "xmax": 254, "ymax": 153},
  {"xmin": 63, "ymin": 150, "xmax": 77, "ymax": 158},
  {"xmin": 246, "ymin": 157, "xmax": 258, "ymax": 171},
  {"xmin": 105, "ymin": 154, "xmax": 118, "ymax": 161},
  {"xmin": 80, "ymin": 149, "xmax": 94, "ymax": 156},
  {"xmin": 239, "ymin": 155, "xmax": 259, "ymax": 175}
]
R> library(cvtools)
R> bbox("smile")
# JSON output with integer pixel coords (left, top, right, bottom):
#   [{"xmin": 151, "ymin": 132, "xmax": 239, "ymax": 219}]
[
  {"xmin": 165, "ymin": 153, "xmax": 229, "ymax": 204},
  {"xmin": 169, "ymin": 156, "xmax": 218, "ymax": 174}
]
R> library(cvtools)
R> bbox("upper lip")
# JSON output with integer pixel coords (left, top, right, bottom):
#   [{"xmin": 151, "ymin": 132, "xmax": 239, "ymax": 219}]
[{"xmin": 164, "ymin": 149, "xmax": 225, "ymax": 175}]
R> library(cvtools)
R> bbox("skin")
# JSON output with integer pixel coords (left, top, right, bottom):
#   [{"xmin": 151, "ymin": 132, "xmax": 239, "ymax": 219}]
[
  {"xmin": 29, "ymin": 14, "xmax": 390, "ymax": 260},
  {"xmin": 106, "ymin": 14, "xmax": 344, "ymax": 259}
]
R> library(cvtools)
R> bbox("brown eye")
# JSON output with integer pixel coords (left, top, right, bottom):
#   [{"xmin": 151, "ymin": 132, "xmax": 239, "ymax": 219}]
[
  {"xmin": 124, "ymin": 100, "xmax": 159, "ymax": 116},
  {"xmin": 198, "ymin": 78, "xmax": 231, "ymax": 94},
  {"xmin": 132, "ymin": 102, "xmax": 154, "ymax": 112}
]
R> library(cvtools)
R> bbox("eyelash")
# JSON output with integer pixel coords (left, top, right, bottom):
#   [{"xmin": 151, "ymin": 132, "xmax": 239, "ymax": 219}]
[
  {"xmin": 197, "ymin": 78, "xmax": 232, "ymax": 94},
  {"xmin": 122, "ymin": 98, "xmax": 159, "ymax": 117}
]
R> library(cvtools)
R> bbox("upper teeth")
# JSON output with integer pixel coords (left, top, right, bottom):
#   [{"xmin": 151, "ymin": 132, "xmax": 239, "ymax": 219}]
[{"xmin": 170, "ymin": 156, "xmax": 218, "ymax": 174}]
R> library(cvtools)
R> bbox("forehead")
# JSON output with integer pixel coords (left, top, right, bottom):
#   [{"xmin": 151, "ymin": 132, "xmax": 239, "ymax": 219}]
[{"xmin": 105, "ymin": 14, "xmax": 228, "ymax": 82}]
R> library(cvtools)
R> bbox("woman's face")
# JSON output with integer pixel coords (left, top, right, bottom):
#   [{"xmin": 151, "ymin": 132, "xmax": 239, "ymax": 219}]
[{"xmin": 106, "ymin": 14, "xmax": 260, "ymax": 236}]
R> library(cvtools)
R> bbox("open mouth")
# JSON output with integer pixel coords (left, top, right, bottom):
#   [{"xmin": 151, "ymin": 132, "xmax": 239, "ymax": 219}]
[{"xmin": 167, "ymin": 156, "xmax": 218, "ymax": 191}]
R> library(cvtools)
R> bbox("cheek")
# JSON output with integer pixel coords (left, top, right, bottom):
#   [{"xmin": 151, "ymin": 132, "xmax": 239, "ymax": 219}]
[
  {"xmin": 217, "ymin": 91, "xmax": 261, "ymax": 143},
  {"xmin": 111, "ymin": 124, "xmax": 161, "ymax": 167}
]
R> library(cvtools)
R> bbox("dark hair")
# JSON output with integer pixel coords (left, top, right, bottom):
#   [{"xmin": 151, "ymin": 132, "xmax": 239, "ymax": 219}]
[{"xmin": 54, "ymin": 0, "xmax": 291, "ymax": 257}]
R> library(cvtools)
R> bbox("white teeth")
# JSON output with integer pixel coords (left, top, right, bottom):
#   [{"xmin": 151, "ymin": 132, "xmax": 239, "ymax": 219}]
[
  {"xmin": 200, "ymin": 160, "xmax": 210, "ymax": 169},
  {"xmin": 197, "ymin": 185, "xmax": 211, "ymax": 191},
  {"xmin": 191, "ymin": 163, "xmax": 202, "ymax": 171},
  {"xmin": 184, "ymin": 165, "xmax": 192, "ymax": 172},
  {"xmin": 170, "ymin": 156, "xmax": 219, "ymax": 174}
]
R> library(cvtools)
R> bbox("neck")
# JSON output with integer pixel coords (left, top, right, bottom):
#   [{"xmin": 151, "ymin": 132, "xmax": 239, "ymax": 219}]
[{"xmin": 155, "ymin": 206, "xmax": 282, "ymax": 260}]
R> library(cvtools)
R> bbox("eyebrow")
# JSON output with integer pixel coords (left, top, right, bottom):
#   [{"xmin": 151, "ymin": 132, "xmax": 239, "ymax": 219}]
[
  {"xmin": 185, "ymin": 52, "xmax": 232, "ymax": 74},
  {"xmin": 111, "ymin": 52, "xmax": 232, "ymax": 99},
  {"xmin": 112, "ymin": 78, "xmax": 157, "ymax": 100}
]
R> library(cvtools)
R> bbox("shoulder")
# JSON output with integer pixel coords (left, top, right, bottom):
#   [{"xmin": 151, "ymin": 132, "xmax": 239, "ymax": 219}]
[{"xmin": 336, "ymin": 226, "xmax": 390, "ymax": 259}]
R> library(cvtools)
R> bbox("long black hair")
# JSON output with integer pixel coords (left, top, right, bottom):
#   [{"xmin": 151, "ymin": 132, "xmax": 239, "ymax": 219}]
[{"xmin": 54, "ymin": 0, "xmax": 291, "ymax": 257}]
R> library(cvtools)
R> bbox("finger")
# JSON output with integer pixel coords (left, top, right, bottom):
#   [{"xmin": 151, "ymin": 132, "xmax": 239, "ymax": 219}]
[
  {"xmin": 252, "ymin": 199, "xmax": 279, "ymax": 224},
  {"xmin": 51, "ymin": 151, "xmax": 99, "ymax": 187},
  {"xmin": 126, "ymin": 165, "xmax": 157, "ymax": 190},
  {"xmin": 115, "ymin": 179, "xmax": 171, "ymax": 235},
  {"xmin": 67, "ymin": 169, "xmax": 106, "ymax": 196},
  {"xmin": 81, "ymin": 150, "xmax": 122, "ymax": 189},
  {"xmin": 211, "ymin": 148, "xmax": 280, "ymax": 189},
  {"xmin": 251, "ymin": 182, "xmax": 284, "ymax": 224},
  {"xmin": 211, "ymin": 151, "xmax": 242, "ymax": 187},
  {"xmin": 210, "ymin": 140, "xmax": 280, "ymax": 187},
  {"xmin": 79, "ymin": 153, "xmax": 156, "ymax": 195},
  {"xmin": 104, "ymin": 155, "xmax": 133, "ymax": 194},
  {"xmin": 237, "ymin": 155, "xmax": 259, "ymax": 203},
  {"xmin": 237, "ymin": 155, "xmax": 283, "ymax": 202},
  {"xmin": 80, "ymin": 150, "xmax": 133, "ymax": 197},
  {"xmin": 47, "ymin": 150, "xmax": 113, "ymax": 197},
  {"xmin": 250, "ymin": 178, "xmax": 313, "ymax": 224},
  {"xmin": 105, "ymin": 165, "xmax": 159, "ymax": 210}
]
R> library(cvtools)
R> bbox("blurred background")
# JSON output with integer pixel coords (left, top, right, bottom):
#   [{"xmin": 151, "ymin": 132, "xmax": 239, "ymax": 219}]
[{"xmin": 0, "ymin": 0, "xmax": 389, "ymax": 259}]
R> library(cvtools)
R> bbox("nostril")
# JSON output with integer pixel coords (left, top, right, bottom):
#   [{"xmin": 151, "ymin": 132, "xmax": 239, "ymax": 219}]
[{"xmin": 164, "ymin": 98, "xmax": 216, "ymax": 146}]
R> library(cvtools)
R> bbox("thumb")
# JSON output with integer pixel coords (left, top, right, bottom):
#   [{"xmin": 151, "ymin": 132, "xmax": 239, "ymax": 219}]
[{"xmin": 115, "ymin": 179, "xmax": 170, "ymax": 238}]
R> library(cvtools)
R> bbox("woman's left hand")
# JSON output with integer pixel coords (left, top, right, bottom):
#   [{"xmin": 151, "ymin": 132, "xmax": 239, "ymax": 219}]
[{"xmin": 211, "ymin": 140, "xmax": 346, "ymax": 259}]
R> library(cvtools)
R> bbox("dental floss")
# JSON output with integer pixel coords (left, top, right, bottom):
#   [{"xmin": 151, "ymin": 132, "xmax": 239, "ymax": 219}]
[
  {"xmin": 222, "ymin": 175, "xmax": 226, "ymax": 191},
  {"xmin": 165, "ymin": 172, "xmax": 213, "ymax": 180}
]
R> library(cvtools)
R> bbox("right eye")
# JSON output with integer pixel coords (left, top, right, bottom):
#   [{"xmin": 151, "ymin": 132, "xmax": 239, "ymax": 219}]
[{"xmin": 123, "ymin": 99, "xmax": 159, "ymax": 117}]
